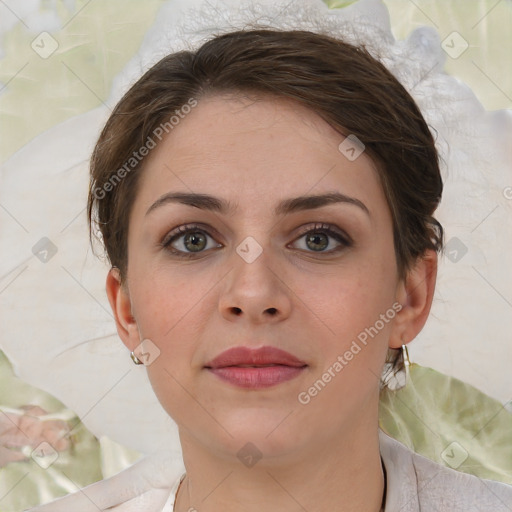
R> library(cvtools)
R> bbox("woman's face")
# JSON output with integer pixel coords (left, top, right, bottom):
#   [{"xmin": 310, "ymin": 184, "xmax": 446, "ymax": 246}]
[{"xmin": 112, "ymin": 94, "xmax": 408, "ymax": 461}]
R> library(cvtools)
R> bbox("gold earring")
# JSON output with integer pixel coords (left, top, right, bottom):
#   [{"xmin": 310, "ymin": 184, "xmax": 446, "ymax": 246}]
[{"xmin": 130, "ymin": 351, "xmax": 143, "ymax": 365}]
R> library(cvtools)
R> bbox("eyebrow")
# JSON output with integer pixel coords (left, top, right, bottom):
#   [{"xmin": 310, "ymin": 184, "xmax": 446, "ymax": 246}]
[{"xmin": 145, "ymin": 191, "xmax": 370, "ymax": 217}]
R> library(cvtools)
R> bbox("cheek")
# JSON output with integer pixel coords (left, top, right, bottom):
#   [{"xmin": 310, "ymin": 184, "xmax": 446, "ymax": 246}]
[
  {"xmin": 300, "ymin": 240, "xmax": 398, "ymax": 371},
  {"xmin": 126, "ymin": 268, "xmax": 202, "ymax": 371},
  {"xmin": 308, "ymin": 248, "xmax": 396, "ymax": 328},
  {"xmin": 298, "ymin": 269, "xmax": 396, "ymax": 412},
  {"xmin": 130, "ymin": 257, "xmax": 213, "ymax": 331},
  {"xmin": 129, "ymin": 269, "xmax": 206, "ymax": 420}
]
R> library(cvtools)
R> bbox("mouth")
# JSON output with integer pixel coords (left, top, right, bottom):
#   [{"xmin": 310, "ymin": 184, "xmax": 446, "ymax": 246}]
[
  {"xmin": 205, "ymin": 345, "xmax": 307, "ymax": 368},
  {"xmin": 204, "ymin": 346, "xmax": 307, "ymax": 389},
  {"xmin": 206, "ymin": 365, "xmax": 307, "ymax": 389},
  {"xmin": 229, "ymin": 363, "xmax": 290, "ymax": 368}
]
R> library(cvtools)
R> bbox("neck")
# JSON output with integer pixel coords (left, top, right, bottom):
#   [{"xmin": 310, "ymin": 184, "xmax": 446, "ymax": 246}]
[{"xmin": 174, "ymin": 424, "xmax": 385, "ymax": 512}]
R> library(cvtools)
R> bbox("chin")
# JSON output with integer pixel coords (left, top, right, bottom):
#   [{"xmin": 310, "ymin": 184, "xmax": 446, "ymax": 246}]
[{"xmin": 199, "ymin": 408, "xmax": 308, "ymax": 461}]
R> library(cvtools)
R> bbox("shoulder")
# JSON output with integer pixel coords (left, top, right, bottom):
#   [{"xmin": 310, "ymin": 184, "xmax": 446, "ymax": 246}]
[{"xmin": 379, "ymin": 429, "xmax": 512, "ymax": 512}]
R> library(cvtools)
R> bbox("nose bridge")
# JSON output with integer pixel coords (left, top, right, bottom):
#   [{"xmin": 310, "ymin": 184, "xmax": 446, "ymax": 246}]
[
  {"xmin": 231, "ymin": 234, "xmax": 277, "ymax": 297},
  {"xmin": 219, "ymin": 234, "xmax": 291, "ymax": 322}
]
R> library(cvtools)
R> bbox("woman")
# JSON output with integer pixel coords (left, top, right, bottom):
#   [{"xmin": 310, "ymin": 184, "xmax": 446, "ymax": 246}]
[{"xmin": 27, "ymin": 27, "xmax": 512, "ymax": 512}]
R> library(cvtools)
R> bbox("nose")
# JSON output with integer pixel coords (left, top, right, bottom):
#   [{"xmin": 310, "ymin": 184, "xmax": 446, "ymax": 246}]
[{"xmin": 218, "ymin": 243, "xmax": 292, "ymax": 325}]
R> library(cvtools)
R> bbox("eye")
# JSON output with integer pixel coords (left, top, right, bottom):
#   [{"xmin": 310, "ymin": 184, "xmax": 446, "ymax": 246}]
[
  {"xmin": 290, "ymin": 223, "xmax": 352, "ymax": 254},
  {"xmin": 161, "ymin": 224, "xmax": 221, "ymax": 258}
]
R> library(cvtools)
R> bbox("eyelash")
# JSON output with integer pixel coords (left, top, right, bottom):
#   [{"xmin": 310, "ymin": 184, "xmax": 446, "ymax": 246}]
[{"xmin": 160, "ymin": 222, "xmax": 352, "ymax": 259}]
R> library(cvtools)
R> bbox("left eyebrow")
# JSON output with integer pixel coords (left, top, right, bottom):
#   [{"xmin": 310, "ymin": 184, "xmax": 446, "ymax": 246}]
[
  {"xmin": 275, "ymin": 191, "xmax": 370, "ymax": 217},
  {"xmin": 145, "ymin": 191, "xmax": 370, "ymax": 218}
]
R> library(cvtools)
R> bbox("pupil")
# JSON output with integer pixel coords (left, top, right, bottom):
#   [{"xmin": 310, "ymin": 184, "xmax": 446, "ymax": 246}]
[
  {"xmin": 307, "ymin": 232, "xmax": 327, "ymax": 251},
  {"xmin": 185, "ymin": 232, "xmax": 206, "ymax": 252}
]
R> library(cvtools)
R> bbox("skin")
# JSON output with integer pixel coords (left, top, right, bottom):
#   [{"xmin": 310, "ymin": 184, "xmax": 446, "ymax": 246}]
[{"xmin": 106, "ymin": 93, "xmax": 437, "ymax": 512}]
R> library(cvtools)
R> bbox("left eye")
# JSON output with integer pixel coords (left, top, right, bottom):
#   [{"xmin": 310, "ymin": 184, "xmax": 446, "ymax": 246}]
[{"xmin": 290, "ymin": 223, "xmax": 351, "ymax": 254}]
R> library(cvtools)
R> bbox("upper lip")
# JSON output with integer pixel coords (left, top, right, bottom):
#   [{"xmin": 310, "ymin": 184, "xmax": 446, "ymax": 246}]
[{"xmin": 205, "ymin": 346, "xmax": 307, "ymax": 369}]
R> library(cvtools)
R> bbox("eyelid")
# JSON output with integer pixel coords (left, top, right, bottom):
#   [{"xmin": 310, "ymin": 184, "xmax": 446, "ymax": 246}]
[
  {"xmin": 160, "ymin": 222, "xmax": 219, "ymax": 247},
  {"xmin": 293, "ymin": 222, "xmax": 353, "ymax": 245}
]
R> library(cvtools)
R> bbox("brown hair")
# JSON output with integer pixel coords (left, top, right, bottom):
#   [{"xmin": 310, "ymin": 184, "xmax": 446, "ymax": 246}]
[{"xmin": 87, "ymin": 29, "xmax": 444, "ymax": 379}]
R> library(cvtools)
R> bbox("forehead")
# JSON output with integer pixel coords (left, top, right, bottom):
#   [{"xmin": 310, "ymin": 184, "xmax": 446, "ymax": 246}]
[{"xmin": 130, "ymin": 94, "xmax": 389, "ymax": 222}]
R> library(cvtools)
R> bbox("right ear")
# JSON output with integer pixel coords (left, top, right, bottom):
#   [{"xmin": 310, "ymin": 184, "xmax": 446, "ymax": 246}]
[{"xmin": 105, "ymin": 267, "xmax": 141, "ymax": 352}]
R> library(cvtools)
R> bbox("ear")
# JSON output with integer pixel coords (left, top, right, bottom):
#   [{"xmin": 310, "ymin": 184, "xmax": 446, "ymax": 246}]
[
  {"xmin": 105, "ymin": 267, "xmax": 141, "ymax": 352},
  {"xmin": 389, "ymin": 249, "xmax": 438, "ymax": 349}
]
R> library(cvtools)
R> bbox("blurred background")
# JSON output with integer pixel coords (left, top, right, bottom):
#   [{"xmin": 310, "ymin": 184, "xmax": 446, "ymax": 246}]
[{"xmin": 1, "ymin": 0, "xmax": 511, "ymax": 163}]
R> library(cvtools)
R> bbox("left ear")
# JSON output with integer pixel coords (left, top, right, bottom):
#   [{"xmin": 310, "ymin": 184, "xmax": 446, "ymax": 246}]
[{"xmin": 389, "ymin": 249, "xmax": 438, "ymax": 349}]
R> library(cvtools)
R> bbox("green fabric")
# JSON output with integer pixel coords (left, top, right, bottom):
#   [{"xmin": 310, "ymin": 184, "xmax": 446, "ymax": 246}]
[
  {"xmin": 0, "ymin": 0, "xmax": 166, "ymax": 163},
  {"xmin": 379, "ymin": 362, "xmax": 512, "ymax": 485},
  {"xmin": 324, "ymin": 0, "xmax": 359, "ymax": 7},
  {"xmin": 98, "ymin": 436, "xmax": 144, "ymax": 480},
  {"xmin": 0, "ymin": 350, "xmax": 103, "ymax": 512}
]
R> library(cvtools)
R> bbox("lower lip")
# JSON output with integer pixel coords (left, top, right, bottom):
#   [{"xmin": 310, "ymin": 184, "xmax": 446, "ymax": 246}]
[{"xmin": 207, "ymin": 365, "xmax": 306, "ymax": 389}]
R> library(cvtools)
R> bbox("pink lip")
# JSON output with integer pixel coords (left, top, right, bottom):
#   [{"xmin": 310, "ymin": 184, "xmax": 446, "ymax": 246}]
[
  {"xmin": 205, "ymin": 346, "xmax": 306, "ymax": 368},
  {"xmin": 205, "ymin": 346, "xmax": 307, "ymax": 389}
]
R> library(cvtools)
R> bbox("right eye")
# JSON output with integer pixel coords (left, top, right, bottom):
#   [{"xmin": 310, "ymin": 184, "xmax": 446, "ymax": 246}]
[{"xmin": 161, "ymin": 224, "xmax": 223, "ymax": 258}]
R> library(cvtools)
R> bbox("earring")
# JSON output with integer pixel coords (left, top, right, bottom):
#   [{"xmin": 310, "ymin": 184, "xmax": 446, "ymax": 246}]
[
  {"xmin": 380, "ymin": 343, "xmax": 410, "ymax": 391},
  {"xmin": 402, "ymin": 344, "xmax": 411, "ymax": 384},
  {"xmin": 130, "ymin": 351, "xmax": 143, "ymax": 365}
]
